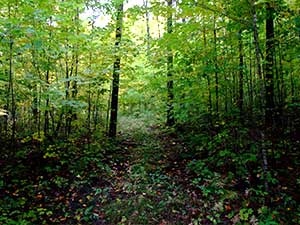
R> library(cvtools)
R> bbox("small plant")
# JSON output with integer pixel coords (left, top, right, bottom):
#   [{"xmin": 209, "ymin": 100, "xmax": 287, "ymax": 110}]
[{"xmin": 239, "ymin": 208, "xmax": 253, "ymax": 221}]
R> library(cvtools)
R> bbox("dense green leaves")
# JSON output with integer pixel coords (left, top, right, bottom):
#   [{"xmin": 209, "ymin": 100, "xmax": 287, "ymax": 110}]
[{"xmin": 0, "ymin": 0, "xmax": 300, "ymax": 224}]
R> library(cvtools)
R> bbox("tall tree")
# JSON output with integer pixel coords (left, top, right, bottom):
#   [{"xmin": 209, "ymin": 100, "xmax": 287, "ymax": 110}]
[
  {"xmin": 109, "ymin": 1, "xmax": 124, "ymax": 137},
  {"xmin": 238, "ymin": 29, "xmax": 244, "ymax": 118},
  {"xmin": 265, "ymin": 1, "xmax": 275, "ymax": 127},
  {"xmin": 203, "ymin": 28, "xmax": 212, "ymax": 118},
  {"xmin": 7, "ymin": 2, "xmax": 16, "ymax": 144},
  {"xmin": 143, "ymin": 0, "xmax": 151, "ymax": 56},
  {"xmin": 250, "ymin": 0, "xmax": 264, "ymax": 111},
  {"xmin": 213, "ymin": 14, "xmax": 219, "ymax": 114},
  {"xmin": 166, "ymin": 0, "xmax": 175, "ymax": 126}
]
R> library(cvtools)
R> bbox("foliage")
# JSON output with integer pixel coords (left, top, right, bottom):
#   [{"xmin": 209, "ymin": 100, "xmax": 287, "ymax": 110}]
[{"xmin": 0, "ymin": 0, "xmax": 300, "ymax": 224}]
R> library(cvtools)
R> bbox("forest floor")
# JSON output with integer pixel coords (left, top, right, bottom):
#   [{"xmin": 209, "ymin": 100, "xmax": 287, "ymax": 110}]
[
  {"xmin": 1, "ymin": 115, "xmax": 205, "ymax": 225},
  {"xmin": 103, "ymin": 116, "xmax": 202, "ymax": 225},
  {"xmin": 1, "ymin": 114, "xmax": 300, "ymax": 224}
]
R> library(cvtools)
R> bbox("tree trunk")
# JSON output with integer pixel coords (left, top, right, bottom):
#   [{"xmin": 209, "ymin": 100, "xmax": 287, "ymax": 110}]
[
  {"xmin": 251, "ymin": 0, "xmax": 270, "ymax": 195},
  {"xmin": 94, "ymin": 89, "xmax": 100, "ymax": 130},
  {"xmin": 109, "ymin": 2, "xmax": 124, "ymax": 137},
  {"xmin": 213, "ymin": 16, "xmax": 219, "ymax": 114},
  {"xmin": 88, "ymin": 84, "xmax": 91, "ymax": 136},
  {"xmin": 290, "ymin": 71, "xmax": 295, "ymax": 103},
  {"xmin": 65, "ymin": 45, "xmax": 70, "ymax": 137},
  {"xmin": 9, "ymin": 37, "xmax": 16, "ymax": 144},
  {"xmin": 238, "ymin": 30, "xmax": 244, "ymax": 119},
  {"xmin": 166, "ymin": 0, "xmax": 175, "ymax": 126},
  {"xmin": 265, "ymin": 2, "xmax": 275, "ymax": 127},
  {"xmin": 71, "ymin": 8, "xmax": 79, "ymax": 123},
  {"xmin": 156, "ymin": 15, "xmax": 161, "ymax": 39},
  {"xmin": 251, "ymin": 1, "xmax": 264, "ymax": 111},
  {"xmin": 203, "ymin": 29, "xmax": 212, "ymax": 117},
  {"xmin": 144, "ymin": 0, "xmax": 151, "ymax": 56},
  {"xmin": 8, "ymin": 4, "xmax": 16, "ymax": 145},
  {"xmin": 277, "ymin": 43, "xmax": 285, "ymax": 104},
  {"xmin": 248, "ymin": 37, "xmax": 254, "ymax": 116},
  {"xmin": 44, "ymin": 63, "xmax": 50, "ymax": 136}
]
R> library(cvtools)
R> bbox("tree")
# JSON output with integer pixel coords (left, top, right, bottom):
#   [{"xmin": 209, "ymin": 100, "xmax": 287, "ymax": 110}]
[
  {"xmin": 265, "ymin": 1, "xmax": 275, "ymax": 127},
  {"xmin": 238, "ymin": 29, "xmax": 244, "ymax": 119},
  {"xmin": 166, "ymin": 0, "xmax": 175, "ymax": 126},
  {"xmin": 109, "ymin": 1, "xmax": 124, "ymax": 137}
]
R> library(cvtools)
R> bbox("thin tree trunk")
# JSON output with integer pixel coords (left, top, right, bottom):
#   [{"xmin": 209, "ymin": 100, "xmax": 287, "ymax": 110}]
[
  {"xmin": 290, "ymin": 71, "xmax": 295, "ymax": 102},
  {"xmin": 72, "ymin": 8, "xmax": 79, "ymax": 123},
  {"xmin": 5, "ymin": 66, "xmax": 10, "ymax": 135},
  {"xmin": 166, "ymin": 0, "xmax": 175, "ymax": 126},
  {"xmin": 94, "ymin": 89, "xmax": 100, "ymax": 130},
  {"xmin": 278, "ymin": 43, "xmax": 285, "ymax": 104},
  {"xmin": 265, "ymin": 2, "xmax": 275, "ymax": 127},
  {"xmin": 248, "ymin": 37, "xmax": 254, "ymax": 115},
  {"xmin": 32, "ymin": 58, "xmax": 39, "ymax": 132},
  {"xmin": 44, "ymin": 17, "xmax": 54, "ymax": 137},
  {"xmin": 260, "ymin": 131, "xmax": 270, "ymax": 194},
  {"xmin": 65, "ymin": 51, "xmax": 75, "ymax": 136},
  {"xmin": 44, "ymin": 64, "xmax": 50, "ymax": 136},
  {"xmin": 88, "ymin": 84, "xmax": 91, "ymax": 136},
  {"xmin": 38, "ymin": 84, "xmax": 42, "ymax": 138},
  {"xmin": 221, "ymin": 28, "xmax": 227, "ymax": 113},
  {"xmin": 274, "ymin": 48, "xmax": 279, "ymax": 105},
  {"xmin": 9, "ymin": 37, "xmax": 16, "ymax": 144},
  {"xmin": 157, "ymin": 16, "xmax": 161, "ymax": 39},
  {"xmin": 251, "ymin": 1, "xmax": 264, "ymax": 112},
  {"xmin": 213, "ymin": 16, "xmax": 219, "ymax": 114},
  {"xmin": 106, "ymin": 85, "xmax": 111, "ymax": 134},
  {"xmin": 203, "ymin": 29, "xmax": 212, "ymax": 117},
  {"xmin": 144, "ymin": 0, "xmax": 151, "ymax": 56},
  {"xmin": 65, "ymin": 45, "xmax": 70, "ymax": 137},
  {"xmin": 238, "ymin": 30, "xmax": 244, "ymax": 119},
  {"xmin": 109, "ymin": 2, "xmax": 124, "ymax": 137},
  {"xmin": 250, "ymin": 0, "xmax": 270, "ymax": 195},
  {"xmin": 8, "ymin": 4, "xmax": 16, "ymax": 145}
]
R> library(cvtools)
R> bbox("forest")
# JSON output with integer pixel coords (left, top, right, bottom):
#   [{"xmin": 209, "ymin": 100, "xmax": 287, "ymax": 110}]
[{"xmin": 0, "ymin": 0, "xmax": 300, "ymax": 224}]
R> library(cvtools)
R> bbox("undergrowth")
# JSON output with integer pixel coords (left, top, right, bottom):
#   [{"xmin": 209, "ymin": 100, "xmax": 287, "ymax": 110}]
[
  {"xmin": 1, "ymin": 111, "xmax": 300, "ymax": 224},
  {"xmin": 178, "ymin": 110, "xmax": 300, "ymax": 224}
]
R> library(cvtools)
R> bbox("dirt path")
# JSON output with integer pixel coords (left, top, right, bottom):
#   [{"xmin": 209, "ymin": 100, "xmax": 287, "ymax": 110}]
[{"xmin": 98, "ymin": 116, "xmax": 202, "ymax": 225}]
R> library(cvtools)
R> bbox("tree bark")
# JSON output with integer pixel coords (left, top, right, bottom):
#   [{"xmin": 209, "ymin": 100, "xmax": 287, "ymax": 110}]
[
  {"xmin": 8, "ymin": 4, "xmax": 16, "ymax": 145},
  {"xmin": 144, "ymin": 0, "xmax": 151, "ymax": 56},
  {"xmin": 265, "ymin": 2, "xmax": 275, "ymax": 127},
  {"xmin": 44, "ymin": 24, "xmax": 52, "ymax": 136},
  {"xmin": 248, "ymin": 37, "xmax": 254, "ymax": 116},
  {"xmin": 109, "ymin": 2, "xmax": 124, "ymax": 137},
  {"xmin": 250, "ymin": 0, "xmax": 270, "ymax": 195},
  {"xmin": 166, "ymin": 0, "xmax": 175, "ymax": 126},
  {"xmin": 251, "ymin": 1, "xmax": 264, "ymax": 111},
  {"xmin": 203, "ymin": 29, "xmax": 212, "ymax": 117},
  {"xmin": 277, "ymin": 43, "xmax": 285, "ymax": 104},
  {"xmin": 9, "ymin": 35, "xmax": 16, "ymax": 144},
  {"xmin": 238, "ymin": 30, "xmax": 244, "ymax": 119},
  {"xmin": 213, "ymin": 16, "xmax": 219, "ymax": 114}
]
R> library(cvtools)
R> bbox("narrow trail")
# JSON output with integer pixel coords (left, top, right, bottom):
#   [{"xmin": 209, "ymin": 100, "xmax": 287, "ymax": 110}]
[{"xmin": 100, "ymin": 116, "xmax": 203, "ymax": 225}]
